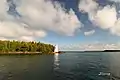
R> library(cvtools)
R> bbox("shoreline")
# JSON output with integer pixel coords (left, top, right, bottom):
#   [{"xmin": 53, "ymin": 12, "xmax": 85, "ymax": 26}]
[
  {"xmin": 0, "ymin": 51, "xmax": 63, "ymax": 55},
  {"xmin": 0, "ymin": 52, "xmax": 53, "ymax": 55}
]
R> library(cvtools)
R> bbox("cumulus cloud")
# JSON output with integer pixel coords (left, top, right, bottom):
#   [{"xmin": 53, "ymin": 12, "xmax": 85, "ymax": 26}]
[
  {"xmin": 0, "ymin": 20, "xmax": 47, "ymax": 40},
  {"xmin": 16, "ymin": 0, "xmax": 81, "ymax": 36},
  {"xmin": 83, "ymin": 43, "xmax": 120, "ymax": 51},
  {"xmin": 79, "ymin": 0, "xmax": 98, "ymax": 21},
  {"xmin": 60, "ymin": 43, "xmax": 120, "ymax": 51},
  {"xmin": 108, "ymin": 0, "xmax": 120, "ymax": 3},
  {"xmin": 0, "ymin": 0, "xmax": 9, "ymax": 19},
  {"xmin": 0, "ymin": 0, "xmax": 81, "ymax": 41},
  {"xmin": 0, "ymin": 0, "xmax": 48, "ymax": 41},
  {"xmin": 92, "ymin": 6, "xmax": 117, "ymax": 29},
  {"xmin": 79, "ymin": 0, "xmax": 98, "ymax": 13},
  {"xmin": 17, "ymin": 36, "xmax": 35, "ymax": 42},
  {"xmin": 84, "ymin": 30, "xmax": 95, "ymax": 36},
  {"xmin": 0, "ymin": 21, "xmax": 30, "ymax": 37},
  {"xmin": 0, "ymin": 37, "xmax": 8, "ymax": 41},
  {"xmin": 79, "ymin": 0, "xmax": 120, "ymax": 36}
]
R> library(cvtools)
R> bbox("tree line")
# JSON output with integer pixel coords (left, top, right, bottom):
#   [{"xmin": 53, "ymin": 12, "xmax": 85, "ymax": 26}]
[{"xmin": 0, "ymin": 40, "xmax": 54, "ymax": 54}]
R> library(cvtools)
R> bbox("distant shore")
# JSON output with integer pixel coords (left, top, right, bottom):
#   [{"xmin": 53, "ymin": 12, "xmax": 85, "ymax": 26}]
[
  {"xmin": 61, "ymin": 50, "xmax": 120, "ymax": 53},
  {"xmin": 84, "ymin": 50, "xmax": 120, "ymax": 52}
]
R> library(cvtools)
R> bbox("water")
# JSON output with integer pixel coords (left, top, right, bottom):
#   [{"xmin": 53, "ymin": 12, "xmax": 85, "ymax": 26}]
[{"xmin": 0, "ymin": 52, "xmax": 120, "ymax": 80}]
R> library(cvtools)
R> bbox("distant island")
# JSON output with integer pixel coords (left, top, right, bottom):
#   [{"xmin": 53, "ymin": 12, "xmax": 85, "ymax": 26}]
[
  {"xmin": 0, "ymin": 40, "xmax": 54, "ymax": 55},
  {"xmin": 61, "ymin": 50, "xmax": 120, "ymax": 53},
  {"xmin": 102, "ymin": 50, "xmax": 120, "ymax": 52},
  {"xmin": 83, "ymin": 50, "xmax": 120, "ymax": 52}
]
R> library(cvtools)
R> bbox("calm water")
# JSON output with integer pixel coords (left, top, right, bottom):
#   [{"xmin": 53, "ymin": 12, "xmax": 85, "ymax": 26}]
[{"xmin": 0, "ymin": 52, "xmax": 120, "ymax": 80}]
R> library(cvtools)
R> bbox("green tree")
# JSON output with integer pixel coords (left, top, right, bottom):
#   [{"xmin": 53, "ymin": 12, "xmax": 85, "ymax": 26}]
[{"xmin": 0, "ymin": 40, "xmax": 54, "ymax": 54}]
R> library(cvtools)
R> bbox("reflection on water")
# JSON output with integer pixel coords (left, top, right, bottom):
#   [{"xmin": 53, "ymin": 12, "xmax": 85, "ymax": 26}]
[
  {"xmin": 53, "ymin": 52, "xmax": 120, "ymax": 80},
  {"xmin": 109, "ymin": 52, "xmax": 120, "ymax": 80},
  {"xmin": 0, "ymin": 55, "xmax": 54, "ymax": 80},
  {"xmin": 54, "ymin": 53, "xmax": 60, "ymax": 70},
  {"xmin": 0, "ymin": 52, "xmax": 119, "ymax": 80}
]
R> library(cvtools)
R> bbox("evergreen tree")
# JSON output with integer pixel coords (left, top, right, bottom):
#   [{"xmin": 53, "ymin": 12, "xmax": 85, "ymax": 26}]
[{"xmin": 0, "ymin": 40, "xmax": 54, "ymax": 54}]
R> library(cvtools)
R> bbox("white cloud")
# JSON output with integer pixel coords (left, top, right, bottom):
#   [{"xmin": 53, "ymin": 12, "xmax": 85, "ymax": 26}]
[
  {"xmin": 0, "ymin": 21, "xmax": 30, "ymax": 37},
  {"xmin": 0, "ymin": 0, "xmax": 34, "ymax": 41},
  {"xmin": 108, "ymin": 0, "xmax": 120, "ymax": 2},
  {"xmin": 79, "ymin": 0, "xmax": 120, "ymax": 36},
  {"xmin": 79, "ymin": 0, "xmax": 98, "ymax": 21},
  {"xmin": 84, "ymin": 30, "xmax": 95, "ymax": 36},
  {"xmin": 92, "ymin": 5, "xmax": 120, "ymax": 36},
  {"xmin": 85, "ymin": 43, "xmax": 120, "ymax": 50},
  {"xmin": 0, "ymin": 37, "xmax": 8, "ymax": 40},
  {"xmin": 110, "ymin": 19, "xmax": 120, "ymax": 36},
  {"xmin": 92, "ymin": 6, "xmax": 117, "ymax": 29},
  {"xmin": 0, "ymin": 0, "xmax": 9, "ymax": 19},
  {"xmin": 0, "ymin": 20, "xmax": 46, "ymax": 41},
  {"xmin": 0, "ymin": 0, "xmax": 82, "ymax": 41},
  {"xmin": 16, "ymin": 0, "xmax": 81, "ymax": 36},
  {"xmin": 18, "ymin": 36, "xmax": 35, "ymax": 42},
  {"xmin": 33, "ymin": 30, "xmax": 47, "ymax": 38},
  {"xmin": 79, "ymin": 0, "xmax": 98, "ymax": 13},
  {"xmin": 60, "ymin": 43, "xmax": 120, "ymax": 51}
]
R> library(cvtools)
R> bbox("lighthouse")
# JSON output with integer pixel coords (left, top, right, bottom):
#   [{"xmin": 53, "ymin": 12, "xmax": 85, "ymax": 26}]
[{"xmin": 54, "ymin": 45, "xmax": 59, "ymax": 53}]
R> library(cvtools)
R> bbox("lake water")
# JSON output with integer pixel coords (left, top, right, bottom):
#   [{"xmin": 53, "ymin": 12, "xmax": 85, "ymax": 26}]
[{"xmin": 0, "ymin": 52, "xmax": 120, "ymax": 80}]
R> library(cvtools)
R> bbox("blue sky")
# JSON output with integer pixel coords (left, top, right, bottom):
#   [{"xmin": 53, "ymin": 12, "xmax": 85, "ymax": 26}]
[
  {"xmin": 0, "ymin": 0, "xmax": 120, "ymax": 50},
  {"xmin": 39, "ymin": 0, "xmax": 120, "ymax": 45}
]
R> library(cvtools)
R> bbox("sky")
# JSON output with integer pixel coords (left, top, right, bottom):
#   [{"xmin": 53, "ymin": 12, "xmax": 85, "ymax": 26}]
[{"xmin": 0, "ymin": 0, "xmax": 120, "ymax": 50}]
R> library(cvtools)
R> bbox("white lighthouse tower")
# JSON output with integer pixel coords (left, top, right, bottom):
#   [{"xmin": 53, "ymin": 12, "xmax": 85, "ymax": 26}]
[{"xmin": 54, "ymin": 45, "xmax": 59, "ymax": 53}]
